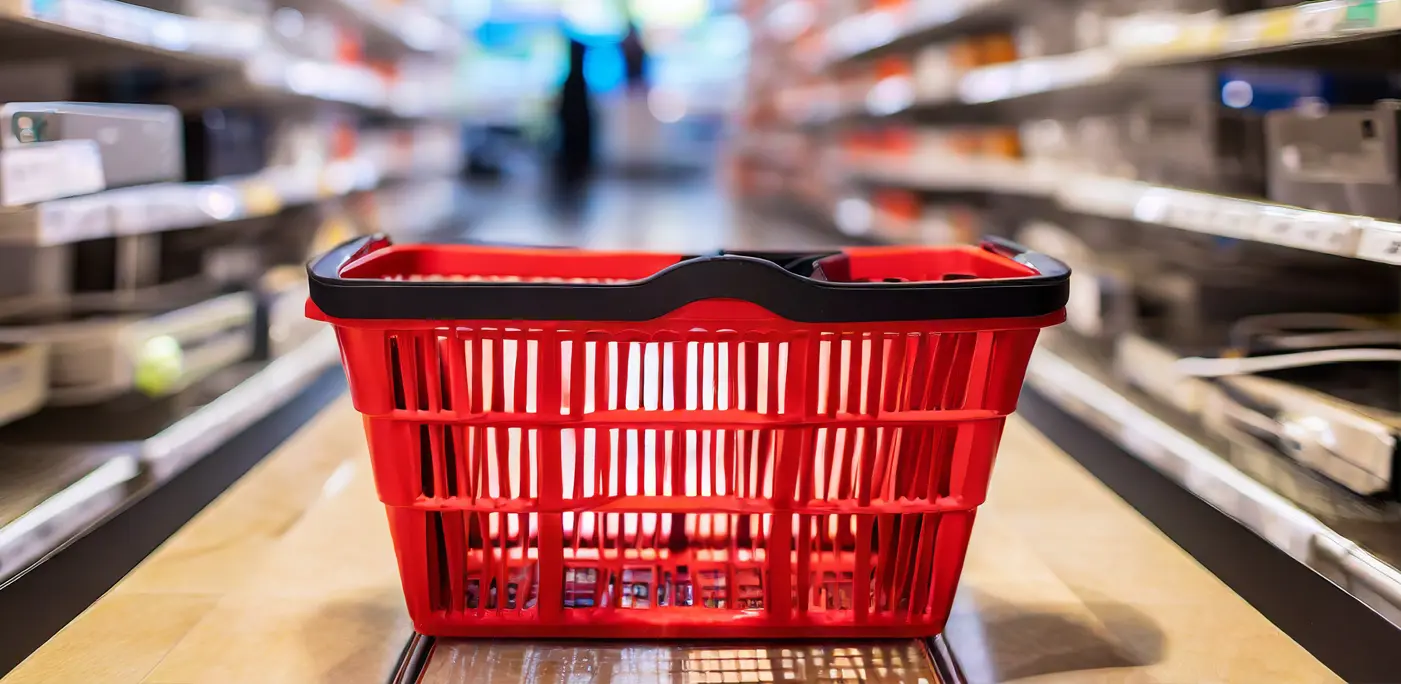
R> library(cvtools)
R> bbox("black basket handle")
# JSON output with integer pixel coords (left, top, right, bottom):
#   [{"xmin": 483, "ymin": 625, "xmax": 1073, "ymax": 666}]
[
  {"xmin": 980, "ymin": 235, "xmax": 1071, "ymax": 280},
  {"xmin": 307, "ymin": 235, "xmax": 1069, "ymax": 323},
  {"xmin": 309, "ymin": 234, "xmax": 390, "ymax": 282}
]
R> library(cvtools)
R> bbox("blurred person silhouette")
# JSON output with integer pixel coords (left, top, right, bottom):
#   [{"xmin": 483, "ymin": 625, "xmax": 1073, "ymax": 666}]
[
  {"xmin": 621, "ymin": 22, "xmax": 647, "ymax": 91},
  {"xmin": 554, "ymin": 38, "xmax": 594, "ymax": 185}
]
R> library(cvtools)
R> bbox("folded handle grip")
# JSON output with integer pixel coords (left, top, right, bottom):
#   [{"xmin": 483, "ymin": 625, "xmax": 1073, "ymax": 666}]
[
  {"xmin": 307, "ymin": 235, "xmax": 1070, "ymax": 323},
  {"xmin": 308, "ymin": 233, "xmax": 390, "ymax": 281},
  {"xmin": 980, "ymin": 236, "xmax": 1070, "ymax": 279}
]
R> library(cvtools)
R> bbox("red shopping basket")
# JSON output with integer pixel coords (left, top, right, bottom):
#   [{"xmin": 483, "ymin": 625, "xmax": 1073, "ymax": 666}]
[{"xmin": 306, "ymin": 235, "xmax": 1068, "ymax": 639}]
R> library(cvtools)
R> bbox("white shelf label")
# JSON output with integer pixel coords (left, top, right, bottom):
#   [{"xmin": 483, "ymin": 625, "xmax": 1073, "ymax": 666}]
[
  {"xmin": 1291, "ymin": 0, "xmax": 1347, "ymax": 40},
  {"xmin": 1256, "ymin": 209, "xmax": 1356, "ymax": 254},
  {"xmin": 1356, "ymin": 221, "xmax": 1401, "ymax": 264},
  {"xmin": 39, "ymin": 196, "xmax": 110, "ymax": 245},
  {"xmin": 1210, "ymin": 200, "xmax": 1262, "ymax": 240},
  {"xmin": 0, "ymin": 141, "xmax": 105, "ymax": 207}
]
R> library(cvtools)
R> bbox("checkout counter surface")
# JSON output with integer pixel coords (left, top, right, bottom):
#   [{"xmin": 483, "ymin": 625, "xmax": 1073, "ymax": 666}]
[{"xmin": 3, "ymin": 396, "xmax": 1338, "ymax": 683}]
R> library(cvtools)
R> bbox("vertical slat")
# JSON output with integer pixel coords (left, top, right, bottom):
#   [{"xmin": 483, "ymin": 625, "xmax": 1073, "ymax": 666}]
[
  {"xmin": 908, "ymin": 512, "xmax": 939, "ymax": 617},
  {"xmin": 889, "ymin": 513, "xmax": 920, "ymax": 617},
  {"xmin": 909, "ymin": 333, "xmax": 951, "ymax": 500},
  {"xmin": 398, "ymin": 334, "xmax": 420, "ymax": 412},
  {"xmin": 474, "ymin": 512, "xmax": 492, "ymax": 617},
  {"xmin": 853, "ymin": 513, "xmax": 872, "ymax": 622},
  {"xmin": 472, "ymin": 426, "xmax": 488, "ymax": 504},
  {"xmin": 618, "ymin": 337, "xmax": 634, "ymax": 412},
  {"xmin": 428, "ymin": 424, "xmax": 448, "ymax": 499},
  {"xmin": 490, "ymin": 332, "xmax": 506, "ymax": 414},
  {"xmin": 536, "ymin": 330, "xmax": 565, "ymax": 621},
  {"xmin": 443, "ymin": 511, "xmax": 466, "ymax": 614},
  {"xmin": 446, "ymin": 332, "xmax": 469, "ymax": 414},
  {"xmin": 516, "ymin": 336, "xmax": 532, "ymax": 499},
  {"xmin": 872, "ymin": 334, "xmax": 913, "ymax": 499},
  {"xmin": 424, "ymin": 333, "xmax": 443, "ymax": 413},
  {"xmin": 466, "ymin": 335, "xmax": 481, "ymax": 413},
  {"xmin": 767, "ymin": 332, "xmax": 811, "ymax": 621},
  {"xmin": 496, "ymin": 510, "xmax": 509, "ymax": 614},
  {"xmin": 451, "ymin": 425, "xmax": 469, "ymax": 497},
  {"xmin": 926, "ymin": 510, "xmax": 976, "ymax": 629},
  {"xmin": 874, "ymin": 512, "xmax": 896, "ymax": 614},
  {"xmin": 795, "ymin": 513, "xmax": 811, "ymax": 615}
]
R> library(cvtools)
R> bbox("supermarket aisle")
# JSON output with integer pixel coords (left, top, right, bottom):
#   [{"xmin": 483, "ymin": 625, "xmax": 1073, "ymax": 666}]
[
  {"xmin": 459, "ymin": 177, "xmax": 833, "ymax": 252},
  {"xmin": 3, "ymin": 396, "xmax": 1339, "ymax": 684}
]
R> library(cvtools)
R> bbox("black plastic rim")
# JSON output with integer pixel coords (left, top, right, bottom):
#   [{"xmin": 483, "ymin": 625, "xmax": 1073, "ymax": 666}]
[{"xmin": 306, "ymin": 235, "xmax": 1070, "ymax": 323}]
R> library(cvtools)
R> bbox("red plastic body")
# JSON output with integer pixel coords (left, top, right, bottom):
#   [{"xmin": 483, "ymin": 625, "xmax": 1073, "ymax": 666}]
[{"xmin": 309, "ymin": 245, "xmax": 1064, "ymax": 639}]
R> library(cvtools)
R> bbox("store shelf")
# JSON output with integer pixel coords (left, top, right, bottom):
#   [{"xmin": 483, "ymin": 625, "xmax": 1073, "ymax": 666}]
[
  {"xmin": 0, "ymin": 327, "xmax": 338, "ymax": 582},
  {"xmin": 0, "ymin": 141, "xmax": 106, "ymax": 209},
  {"xmin": 0, "ymin": 153, "xmax": 459, "ymax": 247},
  {"xmin": 0, "ymin": 0, "xmax": 257, "ymax": 70},
  {"xmin": 1025, "ymin": 341, "xmax": 1401, "ymax": 628},
  {"xmin": 823, "ymin": 0, "xmax": 1011, "ymax": 65},
  {"xmin": 0, "ymin": 1, "xmax": 454, "ymax": 115},
  {"xmin": 1113, "ymin": 0, "xmax": 1401, "ymax": 65},
  {"xmin": 314, "ymin": 0, "xmax": 461, "ymax": 55},
  {"xmin": 849, "ymin": 157, "xmax": 1401, "ymax": 263},
  {"xmin": 1059, "ymin": 175, "xmax": 1401, "ymax": 263},
  {"xmin": 955, "ymin": 49, "xmax": 1120, "ymax": 105},
  {"xmin": 848, "ymin": 154, "xmax": 1056, "ymax": 196},
  {"xmin": 811, "ymin": 2, "xmax": 1401, "ymax": 117}
]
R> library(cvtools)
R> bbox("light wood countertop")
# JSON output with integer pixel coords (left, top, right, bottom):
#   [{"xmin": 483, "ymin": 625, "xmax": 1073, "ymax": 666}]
[{"xmin": 4, "ymin": 395, "xmax": 1339, "ymax": 683}]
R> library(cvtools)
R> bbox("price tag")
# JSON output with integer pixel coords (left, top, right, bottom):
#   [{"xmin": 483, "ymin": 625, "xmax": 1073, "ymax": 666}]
[
  {"xmin": 1211, "ymin": 200, "xmax": 1260, "ymax": 240},
  {"xmin": 38, "ymin": 196, "xmax": 110, "ymax": 245},
  {"xmin": 1066, "ymin": 268, "xmax": 1104, "ymax": 338},
  {"xmin": 109, "ymin": 192, "xmax": 149, "ymax": 234},
  {"xmin": 1355, "ymin": 220, "xmax": 1401, "ymax": 263},
  {"xmin": 1258, "ymin": 7, "xmax": 1297, "ymax": 46},
  {"xmin": 1177, "ymin": 20, "xmax": 1225, "ymax": 58},
  {"xmin": 1341, "ymin": 0, "xmax": 1381, "ymax": 30},
  {"xmin": 0, "ymin": 141, "xmax": 105, "ymax": 207},
  {"xmin": 1224, "ymin": 13, "xmax": 1267, "ymax": 50},
  {"xmin": 1132, "ymin": 187, "xmax": 1172, "ymax": 224},
  {"xmin": 1291, "ymin": 0, "xmax": 1347, "ymax": 41},
  {"xmin": 240, "ymin": 181, "xmax": 282, "ymax": 217},
  {"xmin": 1257, "ymin": 209, "xmax": 1356, "ymax": 254}
]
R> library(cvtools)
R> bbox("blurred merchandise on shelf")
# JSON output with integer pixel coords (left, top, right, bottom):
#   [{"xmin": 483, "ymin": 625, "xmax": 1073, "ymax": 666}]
[
  {"xmin": 1268, "ymin": 100, "xmax": 1401, "ymax": 219},
  {"xmin": 0, "ymin": 0, "xmax": 466, "ymax": 595},
  {"xmin": 735, "ymin": 0, "xmax": 1401, "ymax": 629}
]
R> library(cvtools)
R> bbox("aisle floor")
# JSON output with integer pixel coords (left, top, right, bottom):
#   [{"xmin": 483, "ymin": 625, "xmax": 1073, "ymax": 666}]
[{"xmin": 457, "ymin": 177, "xmax": 832, "ymax": 252}]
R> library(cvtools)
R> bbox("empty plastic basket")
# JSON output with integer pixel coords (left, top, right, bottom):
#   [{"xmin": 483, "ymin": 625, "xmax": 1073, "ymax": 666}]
[{"xmin": 307, "ymin": 235, "xmax": 1069, "ymax": 639}]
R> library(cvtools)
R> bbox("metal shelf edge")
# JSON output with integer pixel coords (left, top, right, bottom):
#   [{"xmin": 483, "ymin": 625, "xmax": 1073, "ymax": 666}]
[
  {"xmin": 1024, "ymin": 345, "xmax": 1401, "ymax": 629},
  {"xmin": 0, "ymin": 327, "xmax": 340, "ymax": 583}
]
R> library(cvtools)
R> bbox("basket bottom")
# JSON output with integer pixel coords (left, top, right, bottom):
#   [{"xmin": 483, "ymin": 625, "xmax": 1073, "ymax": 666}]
[{"xmin": 409, "ymin": 613, "xmax": 948, "ymax": 640}]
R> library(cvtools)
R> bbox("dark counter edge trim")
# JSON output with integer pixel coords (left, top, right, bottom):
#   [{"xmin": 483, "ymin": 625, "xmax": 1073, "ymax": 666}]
[
  {"xmin": 1018, "ymin": 388, "xmax": 1401, "ymax": 682},
  {"xmin": 389, "ymin": 633, "xmax": 435, "ymax": 684},
  {"xmin": 0, "ymin": 368, "xmax": 346, "ymax": 677},
  {"xmin": 391, "ymin": 634, "xmax": 962, "ymax": 684}
]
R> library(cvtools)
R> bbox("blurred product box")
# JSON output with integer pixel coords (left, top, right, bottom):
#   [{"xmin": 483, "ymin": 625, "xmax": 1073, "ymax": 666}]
[
  {"xmin": 1016, "ymin": 220, "xmax": 1143, "ymax": 346},
  {"xmin": 0, "ymin": 292, "xmax": 256, "ymax": 406},
  {"xmin": 184, "ymin": 109, "xmax": 272, "ymax": 181},
  {"xmin": 1266, "ymin": 100, "xmax": 1401, "ymax": 219},
  {"xmin": 1126, "ymin": 66, "xmax": 1401, "ymax": 197},
  {"xmin": 0, "ymin": 343, "xmax": 48, "ymax": 428},
  {"xmin": 0, "ymin": 140, "xmax": 105, "ymax": 207},
  {"xmin": 258, "ymin": 265, "xmax": 321, "ymax": 360},
  {"xmin": 1135, "ymin": 266, "xmax": 1398, "ymax": 351},
  {"xmin": 2, "ymin": 102, "xmax": 184, "ymax": 187},
  {"xmin": 0, "ymin": 245, "xmax": 70, "ymax": 303},
  {"xmin": 1204, "ymin": 365, "xmax": 1401, "ymax": 498}
]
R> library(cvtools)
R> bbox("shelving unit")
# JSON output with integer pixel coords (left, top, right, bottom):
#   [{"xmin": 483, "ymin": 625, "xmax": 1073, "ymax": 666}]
[
  {"xmin": 0, "ymin": 0, "xmax": 465, "ymax": 584},
  {"xmin": 738, "ymin": 0, "xmax": 1401, "ymax": 636}
]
